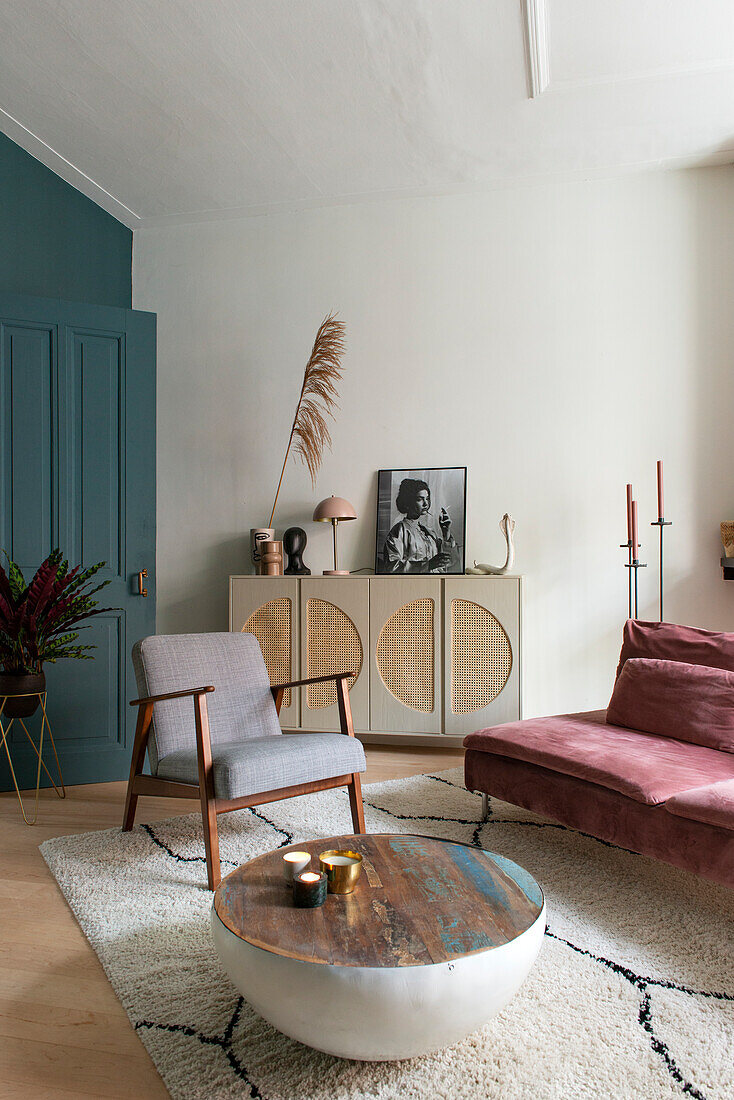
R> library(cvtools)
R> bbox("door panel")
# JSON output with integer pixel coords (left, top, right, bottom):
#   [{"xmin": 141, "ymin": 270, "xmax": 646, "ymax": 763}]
[
  {"xmin": 443, "ymin": 577, "xmax": 521, "ymax": 735},
  {"xmin": 45, "ymin": 612, "xmax": 124, "ymax": 751},
  {"xmin": 299, "ymin": 578, "xmax": 369, "ymax": 732},
  {"xmin": 76, "ymin": 330, "xmax": 123, "ymax": 573},
  {"xmin": 1, "ymin": 322, "xmax": 56, "ymax": 564},
  {"xmin": 0, "ymin": 294, "xmax": 156, "ymax": 789},
  {"xmin": 229, "ymin": 576, "xmax": 299, "ymax": 728},
  {"xmin": 369, "ymin": 577, "xmax": 442, "ymax": 734}
]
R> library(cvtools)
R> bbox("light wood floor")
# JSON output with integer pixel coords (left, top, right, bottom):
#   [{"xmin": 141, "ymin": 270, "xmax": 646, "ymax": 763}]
[{"xmin": 0, "ymin": 745, "xmax": 463, "ymax": 1099}]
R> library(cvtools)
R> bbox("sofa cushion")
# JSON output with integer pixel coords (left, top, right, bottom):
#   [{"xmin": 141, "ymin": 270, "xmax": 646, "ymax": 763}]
[
  {"xmin": 616, "ymin": 619, "xmax": 734, "ymax": 680},
  {"xmin": 607, "ymin": 658, "xmax": 734, "ymax": 753},
  {"xmin": 157, "ymin": 732, "xmax": 366, "ymax": 801},
  {"xmin": 464, "ymin": 751, "xmax": 734, "ymax": 887},
  {"xmin": 463, "ymin": 711, "xmax": 734, "ymax": 805},
  {"xmin": 664, "ymin": 779, "xmax": 734, "ymax": 832}
]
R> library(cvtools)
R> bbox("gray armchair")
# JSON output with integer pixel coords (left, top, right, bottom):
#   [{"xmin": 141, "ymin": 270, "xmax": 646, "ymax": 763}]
[{"xmin": 122, "ymin": 633, "xmax": 366, "ymax": 889}]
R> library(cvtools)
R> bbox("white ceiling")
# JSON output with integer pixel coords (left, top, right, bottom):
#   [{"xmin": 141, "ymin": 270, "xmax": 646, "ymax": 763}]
[{"xmin": 1, "ymin": 0, "xmax": 734, "ymax": 228}]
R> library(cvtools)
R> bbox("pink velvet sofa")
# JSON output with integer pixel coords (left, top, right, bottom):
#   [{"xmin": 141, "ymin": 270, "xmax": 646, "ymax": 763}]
[{"xmin": 464, "ymin": 620, "xmax": 734, "ymax": 888}]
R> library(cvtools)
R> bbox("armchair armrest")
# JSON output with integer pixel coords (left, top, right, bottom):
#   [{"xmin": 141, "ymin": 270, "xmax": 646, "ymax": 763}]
[
  {"xmin": 125, "ymin": 686, "xmax": 216, "ymax": 814},
  {"xmin": 129, "ymin": 685, "xmax": 215, "ymax": 707},
  {"xmin": 270, "ymin": 671, "xmax": 357, "ymax": 692},
  {"xmin": 270, "ymin": 671, "xmax": 357, "ymax": 737}
]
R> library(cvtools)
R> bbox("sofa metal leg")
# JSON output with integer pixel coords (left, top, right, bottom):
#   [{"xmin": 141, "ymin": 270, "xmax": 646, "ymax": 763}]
[{"xmin": 481, "ymin": 793, "xmax": 489, "ymax": 822}]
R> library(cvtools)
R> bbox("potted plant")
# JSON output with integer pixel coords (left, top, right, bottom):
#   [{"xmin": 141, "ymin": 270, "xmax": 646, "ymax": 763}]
[{"xmin": 0, "ymin": 549, "xmax": 113, "ymax": 718}]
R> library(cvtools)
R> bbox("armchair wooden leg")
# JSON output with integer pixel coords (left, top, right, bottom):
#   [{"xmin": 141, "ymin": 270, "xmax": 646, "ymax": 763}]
[
  {"xmin": 122, "ymin": 703, "xmax": 153, "ymax": 832},
  {"xmin": 200, "ymin": 793, "xmax": 221, "ymax": 891},
  {"xmin": 348, "ymin": 772, "xmax": 366, "ymax": 834},
  {"xmin": 195, "ymin": 691, "xmax": 221, "ymax": 890}
]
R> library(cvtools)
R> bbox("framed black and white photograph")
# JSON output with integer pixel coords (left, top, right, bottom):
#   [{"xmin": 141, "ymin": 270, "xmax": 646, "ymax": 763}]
[{"xmin": 375, "ymin": 467, "xmax": 467, "ymax": 574}]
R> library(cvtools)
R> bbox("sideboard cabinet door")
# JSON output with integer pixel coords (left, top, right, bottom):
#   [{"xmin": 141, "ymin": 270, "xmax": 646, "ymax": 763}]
[
  {"xmin": 229, "ymin": 576, "xmax": 299, "ymax": 728},
  {"xmin": 369, "ymin": 577, "xmax": 442, "ymax": 734},
  {"xmin": 299, "ymin": 578, "xmax": 370, "ymax": 732},
  {"xmin": 443, "ymin": 577, "xmax": 521, "ymax": 735}
]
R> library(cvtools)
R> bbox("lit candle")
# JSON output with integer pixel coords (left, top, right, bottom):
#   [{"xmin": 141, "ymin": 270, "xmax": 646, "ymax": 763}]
[
  {"xmin": 293, "ymin": 870, "xmax": 327, "ymax": 908},
  {"xmin": 626, "ymin": 484, "xmax": 633, "ymax": 544},
  {"xmin": 631, "ymin": 500, "xmax": 639, "ymax": 561},
  {"xmin": 282, "ymin": 850, "xmax": 311, "ymax": 885},
  {"xmin": 656, "ymin": 460, "xmax": 664, "ymax": 521}
]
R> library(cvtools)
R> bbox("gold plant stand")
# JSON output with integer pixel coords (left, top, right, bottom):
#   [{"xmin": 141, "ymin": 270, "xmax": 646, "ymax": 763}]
[{"xmin": 0, "ymin": 692, "xmax": 66, "ymax": 824}]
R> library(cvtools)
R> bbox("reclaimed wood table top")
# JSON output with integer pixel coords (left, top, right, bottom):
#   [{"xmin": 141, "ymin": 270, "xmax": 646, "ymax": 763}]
[{"xmin": 213, "ymin": 833, "xmax": 544, "ymax": 968}]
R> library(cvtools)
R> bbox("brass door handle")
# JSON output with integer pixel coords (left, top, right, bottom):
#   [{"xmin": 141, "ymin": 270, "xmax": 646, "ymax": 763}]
[{"xmin": 137, "ymin": 569, "xmax": 148, "ymax": 597}]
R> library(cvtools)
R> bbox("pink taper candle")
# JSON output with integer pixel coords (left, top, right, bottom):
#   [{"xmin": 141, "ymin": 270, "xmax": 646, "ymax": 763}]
[
  {"xmin": 631, "ymin": 500, "xmax": 639, "ymax": 561},
  {"xmin": 656, "ymin": 460, "xmax": 664, "ymax": 521},
  {"xmin": 626, "ymin": 484, "xmax": 633, "ymax": 544}
]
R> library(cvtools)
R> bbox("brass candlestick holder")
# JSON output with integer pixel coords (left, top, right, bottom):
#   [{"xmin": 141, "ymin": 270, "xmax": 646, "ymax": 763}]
[
  {"xmin": 624, "ymin": 559, "xmax": 647, "ymax": 619},
  {"xmin": 651, "ymin": 518, "xmax": 672, "ymax": 622},
  {"xmin": 620, "ymin": 538, "xmax": 633, "ymax": 619}
]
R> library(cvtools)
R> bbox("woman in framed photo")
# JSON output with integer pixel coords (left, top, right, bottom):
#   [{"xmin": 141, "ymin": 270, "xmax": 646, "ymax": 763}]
[{"xmin": 380, "ymin": 476, "xmax": 461, "ymax": 574}]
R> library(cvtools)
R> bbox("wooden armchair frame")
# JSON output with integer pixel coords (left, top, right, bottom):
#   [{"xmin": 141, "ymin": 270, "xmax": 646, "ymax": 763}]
[{"xmin": 122, "ymin": 671, "xmax": 365, "ymax": 890}]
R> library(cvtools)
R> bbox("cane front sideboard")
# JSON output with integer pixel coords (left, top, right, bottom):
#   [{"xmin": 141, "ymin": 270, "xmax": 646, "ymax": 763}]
[{"xmin": 229, "ymin": 575, "xmax": 522, "ymax": 744}]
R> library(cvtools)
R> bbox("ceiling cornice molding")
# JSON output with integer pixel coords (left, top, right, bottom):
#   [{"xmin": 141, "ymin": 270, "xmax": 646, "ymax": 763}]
[
  {"xmin": 133, "ymin": 149, "xmax": 734, "ymax": 230},
  {"xmin": 0, "ymin": 107, "xmax": 140, "ymax": 229},
  {"xmin": 552, "ymin": 56, "xmax": 734, "ymax": 92},
  {"xmin": 522, "ymin": 0, "xmax": 550, "ymax": 98}
]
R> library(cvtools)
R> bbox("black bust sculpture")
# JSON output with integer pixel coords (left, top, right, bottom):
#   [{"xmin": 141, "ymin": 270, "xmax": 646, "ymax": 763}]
[{"xmin": 283, "ymin": 527, "xmax": 311, "ymax": 575}]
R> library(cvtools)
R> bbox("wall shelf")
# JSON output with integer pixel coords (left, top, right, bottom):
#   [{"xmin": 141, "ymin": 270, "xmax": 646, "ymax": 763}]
[{"xmin": 721, "ymin": 557, "xmax": 734, "ymax": 580}]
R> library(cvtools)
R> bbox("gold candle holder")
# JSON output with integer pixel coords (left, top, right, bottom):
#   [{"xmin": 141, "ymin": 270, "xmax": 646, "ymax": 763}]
[{"xmin": 319, "ymin": 849, "xmax": 363, "ymax": 894}]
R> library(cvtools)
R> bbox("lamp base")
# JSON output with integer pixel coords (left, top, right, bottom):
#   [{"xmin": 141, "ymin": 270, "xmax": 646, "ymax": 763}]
[{"xmin": 322, "ymin": 569, "xmax": 350, "ymax": 576}]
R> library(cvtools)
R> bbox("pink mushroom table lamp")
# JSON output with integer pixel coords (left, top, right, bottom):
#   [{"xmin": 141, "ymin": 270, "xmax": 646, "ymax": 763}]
[{"xmin": 313, "ymin": 496, "xmax": 356, "ymax": 576}]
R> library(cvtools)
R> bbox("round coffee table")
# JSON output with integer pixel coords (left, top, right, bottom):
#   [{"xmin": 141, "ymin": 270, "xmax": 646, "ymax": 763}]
[{"xmin": 211, "ymin": 833, "xmax": 545, "ymax": 1061}]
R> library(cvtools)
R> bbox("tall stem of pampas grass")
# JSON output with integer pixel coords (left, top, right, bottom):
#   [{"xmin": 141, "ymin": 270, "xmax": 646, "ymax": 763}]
[{"xmin": 267, "ymin": 314, "xmax": 346, "ymax": 529}]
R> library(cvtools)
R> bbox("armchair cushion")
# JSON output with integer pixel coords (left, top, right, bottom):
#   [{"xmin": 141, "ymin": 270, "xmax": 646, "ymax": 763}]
[
  {"xmin": 156, "ymin": 732, "xmax": 366, "ymax": 801},
  {"xmin": 132, "ymin": 632, "xmax": 281, "ymax": 772}
]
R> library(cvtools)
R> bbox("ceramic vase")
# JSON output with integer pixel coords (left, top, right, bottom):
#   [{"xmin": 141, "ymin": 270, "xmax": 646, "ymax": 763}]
[
  {"xmin": 260, "ymin": 540, "xmax": 284, "ymax": 576},
  {"xmin": 250, "ymin": 528, "xmax": 275, "ymax": 574}
]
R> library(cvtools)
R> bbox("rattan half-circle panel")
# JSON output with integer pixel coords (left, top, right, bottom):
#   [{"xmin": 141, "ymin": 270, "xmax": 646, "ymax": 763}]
[
  {"xmin": 306, "ymin": 598, "xmax": 362, "ymax": 709},
  {"xmin": 376, "ymin": 599, "xmax": 435, "ymax": 712},
  {"xmin": 451, "ymin": 599, "xmax": 512, "ymax": 713},
  {"xmin": 243, "ymin": 598, "xmax": 292, "ymax": 707}
]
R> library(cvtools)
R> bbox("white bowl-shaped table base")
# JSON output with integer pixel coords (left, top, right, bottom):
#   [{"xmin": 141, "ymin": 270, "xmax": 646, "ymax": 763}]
[{"xmin": 211, "ymin": 833, "xmax": 545, "ymax": 1062}]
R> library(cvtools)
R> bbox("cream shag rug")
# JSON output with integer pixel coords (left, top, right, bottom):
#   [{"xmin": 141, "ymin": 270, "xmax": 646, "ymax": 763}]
[{"xmin": 41, "ymin": 770, "xmax": 733, "ymax": 1100}]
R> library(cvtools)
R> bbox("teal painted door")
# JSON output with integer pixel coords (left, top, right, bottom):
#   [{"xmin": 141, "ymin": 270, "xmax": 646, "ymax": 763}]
[{"xmin": 0, "ymin": 293, "xmax": 156, "ymax": 788}]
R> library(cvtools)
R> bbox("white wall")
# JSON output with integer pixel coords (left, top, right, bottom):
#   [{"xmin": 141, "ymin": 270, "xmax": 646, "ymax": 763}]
[{"xmin": 133, "ymin": 167, "xmax": 734, "ymax": 720}]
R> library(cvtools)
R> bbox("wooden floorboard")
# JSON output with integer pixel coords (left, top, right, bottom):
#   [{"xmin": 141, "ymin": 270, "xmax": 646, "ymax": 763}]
[{"xmin": 0, "ymin": 745, "xmax": 463, "ymax": 1099}]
